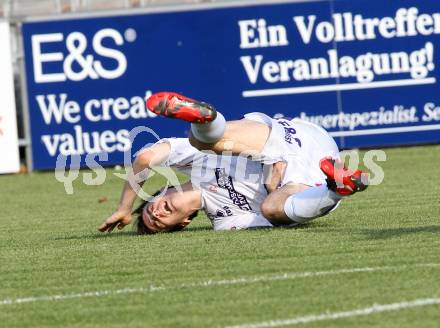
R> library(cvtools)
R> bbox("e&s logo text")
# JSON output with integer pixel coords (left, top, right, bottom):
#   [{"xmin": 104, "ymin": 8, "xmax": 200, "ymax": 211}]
[{"xmin": 31, "ymin": 28, "xmax": 136, "ymax": 83}]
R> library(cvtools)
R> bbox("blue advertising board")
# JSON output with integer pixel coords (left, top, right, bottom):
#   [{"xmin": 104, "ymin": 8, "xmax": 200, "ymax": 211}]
[{"xmin": 22, "ymin": 0, "xmax": 440, "ymax": 169}]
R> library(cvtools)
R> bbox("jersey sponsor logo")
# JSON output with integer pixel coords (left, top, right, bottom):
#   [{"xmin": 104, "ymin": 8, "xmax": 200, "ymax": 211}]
[{"xmin": 215, "ymin": 168, "xmax": 252, "ymax": 211}]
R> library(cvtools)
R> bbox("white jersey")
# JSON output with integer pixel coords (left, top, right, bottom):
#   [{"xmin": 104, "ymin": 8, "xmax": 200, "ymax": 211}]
[{"xmin": 159, "ymin": 138, "xmax": 273, "ymax": 231}]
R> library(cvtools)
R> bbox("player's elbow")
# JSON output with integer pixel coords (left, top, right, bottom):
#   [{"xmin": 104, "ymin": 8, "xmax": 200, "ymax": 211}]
[{"xmin": 135, "ymin": 150, "xmax": 153, "ymax": 167}]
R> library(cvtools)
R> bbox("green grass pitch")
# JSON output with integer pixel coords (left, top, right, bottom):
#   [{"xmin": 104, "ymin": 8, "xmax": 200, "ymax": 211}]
[{"xmin": 0, "ymin": 145, "xmax": 439, "ymax": 327}]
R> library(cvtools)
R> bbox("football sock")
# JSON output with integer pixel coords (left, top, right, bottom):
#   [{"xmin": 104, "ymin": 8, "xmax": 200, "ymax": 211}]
[
  {"xmin": 190, "ymin": 112, "xmax": 226, "ymax": 143},
  {"xmin": 283, "ymin": 185, "xmax": 342, "ymax": 223}
]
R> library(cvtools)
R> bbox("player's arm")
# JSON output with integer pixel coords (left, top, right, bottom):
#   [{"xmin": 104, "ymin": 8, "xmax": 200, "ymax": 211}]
[
  {"xmin": 98, "ymin": 142, "xmax": 171, "ymax": 233},
  {"xmin": 264, "ymin": 161, "xmax": 287, "ymax": 193}
]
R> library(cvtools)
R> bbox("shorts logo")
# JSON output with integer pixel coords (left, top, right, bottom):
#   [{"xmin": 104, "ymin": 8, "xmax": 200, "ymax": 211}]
[
  {"xmin": 277, "ymin": 120, "xmax": 302, "ymax": 147},
  {"xmin": 215, "ymin": 168, "xmax": 252, "ymax": 211}
]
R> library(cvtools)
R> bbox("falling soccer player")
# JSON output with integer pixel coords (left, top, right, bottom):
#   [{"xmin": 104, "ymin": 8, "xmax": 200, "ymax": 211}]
[
  {"xmin": 145, "ymin": 92, "xmax": 368, "ymax": 227},
  {"xmin": 99, "ymin": 92, "xmax": 369, "ymax": 234}
]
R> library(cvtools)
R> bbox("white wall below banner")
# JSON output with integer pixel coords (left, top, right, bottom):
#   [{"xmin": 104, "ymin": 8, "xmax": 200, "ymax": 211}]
[{"xmin": 0, "ymin": 21, "xmax": 20, "ymax": 174}]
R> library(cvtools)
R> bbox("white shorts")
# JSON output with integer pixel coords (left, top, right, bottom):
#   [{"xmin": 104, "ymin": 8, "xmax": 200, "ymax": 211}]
[{"xmin": 244, "ymin": 112, "xmax": 340, "ymax": 187}]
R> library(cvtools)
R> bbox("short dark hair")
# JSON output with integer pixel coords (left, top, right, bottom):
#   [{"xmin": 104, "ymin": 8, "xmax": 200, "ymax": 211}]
[{"xmin": 133, "ymin": 187, "xmax": 198, "ymax": 235}]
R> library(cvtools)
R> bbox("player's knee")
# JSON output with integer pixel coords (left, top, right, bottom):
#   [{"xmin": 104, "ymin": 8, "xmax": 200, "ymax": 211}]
[
  {"xmin": 189, "ymin": 133, "xmax": 215, "ymax": 151},
  {"xmin": 260, "ymin": 199, "xmax": 284, "ymax": 221}
]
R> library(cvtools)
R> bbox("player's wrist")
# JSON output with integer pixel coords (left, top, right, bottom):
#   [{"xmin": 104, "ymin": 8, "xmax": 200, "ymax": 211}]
[{"xmin": 117, "ymin": 204, "xmax": 133, "ymax": 214}]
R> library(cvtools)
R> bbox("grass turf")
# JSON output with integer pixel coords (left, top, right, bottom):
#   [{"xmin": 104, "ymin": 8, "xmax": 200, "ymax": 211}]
[{"xmin": 0, "ymin": 145, "xmax": 439, "ymax": 327}]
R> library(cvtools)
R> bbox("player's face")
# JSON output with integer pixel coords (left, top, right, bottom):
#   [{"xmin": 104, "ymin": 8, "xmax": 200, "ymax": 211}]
[{"xmin": 141, "ymin": 188, "xmax": 193, "ymax": 233}]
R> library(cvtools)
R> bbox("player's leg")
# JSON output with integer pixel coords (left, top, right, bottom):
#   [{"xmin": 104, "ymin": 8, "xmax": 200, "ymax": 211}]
[
  {"xmin": 261, "ymin": 159, "xmax": 368, "ymax": 225},
  {"xmin": 189, "ymin": 119, "xmax": 270, "ymax": 156},
  {"xmin": 260, "ymin": 183, "xmax": 341, "ymax": 225},
  {"xmin": 147, "ymin": 92, "xmax": 270, "ymax": 156}
]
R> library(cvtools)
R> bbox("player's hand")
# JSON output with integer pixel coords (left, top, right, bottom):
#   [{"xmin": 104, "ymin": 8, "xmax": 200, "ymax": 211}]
[
  {"xmin": 265, "ymin": 161, "xmax": 287, "ymax": 193},
  {"xmin": 98, "ymin": 210, "xmax": 132, "ymax": 233}
]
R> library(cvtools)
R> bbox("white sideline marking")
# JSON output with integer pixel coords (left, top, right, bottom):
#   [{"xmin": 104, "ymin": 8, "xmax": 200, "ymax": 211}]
[
  {"xmin": 1, "ymin": 263, "xmax": 438, "ymax": 306},
  {"xmin": 225, "ymin": 297, "xmax": 440, "ymax": 328},
  {"xmin": 0, "ymin": 286, "xmax": 165, "ymax": 305},
  {"xmin": 242, "ymin": 78, "xmax": 436, "ymax": 97}
]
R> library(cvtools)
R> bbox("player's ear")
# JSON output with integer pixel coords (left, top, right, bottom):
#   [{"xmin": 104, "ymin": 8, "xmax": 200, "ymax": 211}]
[
  {"xmin": 179, "ymin": 210, "xmax": 198, "ymax": 229},
  {"xmin": 180, "ymin": 217, "xmax": 192, "ymax": 228}
]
